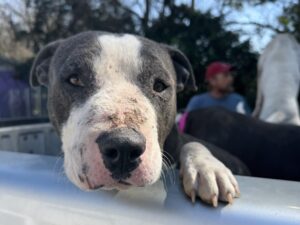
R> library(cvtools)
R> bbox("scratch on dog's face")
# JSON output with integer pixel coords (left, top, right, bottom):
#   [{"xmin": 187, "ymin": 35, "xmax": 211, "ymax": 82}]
[{"xmin": 58, "ymin": 34, "xmax": 175, "ymax": 190}]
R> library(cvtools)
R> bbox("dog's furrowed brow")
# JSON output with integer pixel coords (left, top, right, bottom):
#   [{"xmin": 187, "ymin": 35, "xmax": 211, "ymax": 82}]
[
  {"xmin": 58, "ymin": 53, "xmax": 98, "ymax": 77},
  {"xmin": 139, "ymin": 55, "xmax": 173, "ymax": 82}
]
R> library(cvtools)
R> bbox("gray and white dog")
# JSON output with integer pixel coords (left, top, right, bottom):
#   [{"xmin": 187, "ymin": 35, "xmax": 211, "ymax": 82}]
[{"xmin": 30, "ymin": 31, "xmax": 243, "ymax": 207}]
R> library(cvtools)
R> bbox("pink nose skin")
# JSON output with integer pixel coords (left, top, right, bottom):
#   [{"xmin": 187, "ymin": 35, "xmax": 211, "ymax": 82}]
[{"xmin": 96, "ymin": 127, "xmax": 146, "ymax": 181}]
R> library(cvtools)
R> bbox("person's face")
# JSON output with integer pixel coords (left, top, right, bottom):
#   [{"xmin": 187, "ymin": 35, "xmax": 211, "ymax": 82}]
[{"xmin": 209, "ymin": 72, "xmax": 233, "ymax": 93}]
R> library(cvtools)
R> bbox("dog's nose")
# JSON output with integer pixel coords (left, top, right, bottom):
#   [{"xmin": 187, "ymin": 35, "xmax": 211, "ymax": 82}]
[{"xmin": 96, "ymin": 128, "xmax": 146, "ymax": 180}]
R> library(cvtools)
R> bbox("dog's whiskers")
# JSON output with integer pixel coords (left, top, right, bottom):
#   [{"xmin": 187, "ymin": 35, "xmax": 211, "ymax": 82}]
[
  {"xmin": 162, "ymin": 151, "xmax": 175, "ymax": 165},
  {"xmin": 161, "ymin": 160, "xmax": 168, "ymax": 190},
  {"xmin": 160, "ymin": 158, "xmax": 175, "ymax": 192},
  {"xmin": 162, "ymin": 152, "xmax": 176, "ymax": 185}
]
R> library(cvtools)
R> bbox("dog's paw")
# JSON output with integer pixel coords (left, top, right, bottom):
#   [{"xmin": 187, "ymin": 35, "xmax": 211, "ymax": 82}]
[{"xmin": 180, "ymin": 142, "xmax": 240, "ymax": 207}]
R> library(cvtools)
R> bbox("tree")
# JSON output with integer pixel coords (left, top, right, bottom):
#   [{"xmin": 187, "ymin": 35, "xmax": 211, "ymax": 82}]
[
  {"xmin": 278, "ymin": 0, "xmax": 300, "ymax": 41},
  {"xmin": 0, "ymin": 0, "xmax": 137, "ymax": 53},
  {"xmin": 146, "ymin": 4, "xmax": 257, "ymax": 109}
]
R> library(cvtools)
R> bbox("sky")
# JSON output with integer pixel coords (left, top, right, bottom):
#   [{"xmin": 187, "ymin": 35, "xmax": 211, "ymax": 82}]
[{"xmin": 194, "ymin": 0, "xmax": 298, "ymax": 52}]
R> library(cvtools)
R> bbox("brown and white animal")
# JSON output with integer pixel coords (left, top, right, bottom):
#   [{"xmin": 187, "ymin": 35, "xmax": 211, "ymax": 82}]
[
  {"xmin": 30, "ymin": 31, "xmax": 248, "ymax": 207},
  {"xmin": 253, "ymin": 33, "xmax": 300, "ymax": 125}
]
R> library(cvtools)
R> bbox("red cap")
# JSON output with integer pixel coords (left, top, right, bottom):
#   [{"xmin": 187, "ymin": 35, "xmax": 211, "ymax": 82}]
[{"xmin": 205, "ymin": 62, "xmax": 232, "ymax": 80}]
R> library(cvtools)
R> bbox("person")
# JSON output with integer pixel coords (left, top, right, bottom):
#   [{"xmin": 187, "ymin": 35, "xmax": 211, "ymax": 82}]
[
  {"xmin": 178, "ymin": 61, "xmax": 251, "ymax": 132},
  {"xmin": 186, "ymin": 61, "xmax": 251, "ymax": 114}
]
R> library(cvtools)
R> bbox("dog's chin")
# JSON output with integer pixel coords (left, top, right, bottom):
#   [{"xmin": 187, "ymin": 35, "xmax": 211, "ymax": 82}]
[
  {"xmin": 102, "ymin": 183, "xmax": 132, "ymax": 191},
  {"xmin": 69, "ymin": 170, "xmax": 161, "ymax": 192},
  {"xmin": 75, "ymin": 179, "xmax": 157, "ymax": 192},
  {"xmin": 97, "ymin": 178, "xmax": 159, "ymax": 191}
]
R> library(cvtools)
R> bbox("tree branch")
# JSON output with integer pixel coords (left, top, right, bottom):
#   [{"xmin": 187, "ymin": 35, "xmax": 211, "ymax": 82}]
[
  {"xmin": 142, "ymin": 0, "xmax": 151, "ymax": 30},
  {"xmin": 225, "ymin": 21, "xmax": 282, "ymax": 33},
  {"xmin": 112, "ymin": 0, "xmax": 142, "ymax": 21}
]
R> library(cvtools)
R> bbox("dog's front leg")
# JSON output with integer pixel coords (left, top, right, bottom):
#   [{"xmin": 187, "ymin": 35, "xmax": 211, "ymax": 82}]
[{"xmin": 180, "ymin": 142, "xmax": 240, "ymax": 207}]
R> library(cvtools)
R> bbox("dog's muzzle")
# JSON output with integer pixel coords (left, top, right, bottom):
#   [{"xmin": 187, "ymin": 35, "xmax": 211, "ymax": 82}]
[{"xmin": 96, "ymin": 127, "xmax": 146, "ymax": 181}]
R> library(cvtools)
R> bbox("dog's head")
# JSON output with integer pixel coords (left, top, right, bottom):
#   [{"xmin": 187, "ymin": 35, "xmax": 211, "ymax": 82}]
[{"xmin": 30, "ymin": 31, "xmax": 196, "ymax": 190}]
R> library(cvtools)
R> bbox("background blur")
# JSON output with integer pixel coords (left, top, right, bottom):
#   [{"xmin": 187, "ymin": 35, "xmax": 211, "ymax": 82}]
[{"xmin": 0, "ymin": 0, "xmax": 299, "ymax": 117}]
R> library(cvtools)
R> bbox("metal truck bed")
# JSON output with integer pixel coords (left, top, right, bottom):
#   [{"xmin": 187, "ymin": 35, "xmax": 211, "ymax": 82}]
[{"xmin": 0, "ymin": 151, "xmax": 299, "ymax": 225}]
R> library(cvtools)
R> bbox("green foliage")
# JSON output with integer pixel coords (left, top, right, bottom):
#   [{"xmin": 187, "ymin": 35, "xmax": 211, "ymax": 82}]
[
  {"xmin": 279, "ymin": 2, "xmax": 300, "ymax": 41},
  {"xmin": 278, "ymin": 16, "xmax": 289, "ymax": 27}
]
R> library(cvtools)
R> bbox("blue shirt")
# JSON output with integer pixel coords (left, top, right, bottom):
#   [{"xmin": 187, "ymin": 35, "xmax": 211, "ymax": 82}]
[{"xmin": 186, "ymin": 92, "xmax": 251, "ymax": 114}]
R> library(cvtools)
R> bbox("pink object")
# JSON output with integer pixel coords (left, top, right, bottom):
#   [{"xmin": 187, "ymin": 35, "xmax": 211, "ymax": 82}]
[{"xmin": 178, "ymin": 112, "xmax": 189, "ymax": 133}]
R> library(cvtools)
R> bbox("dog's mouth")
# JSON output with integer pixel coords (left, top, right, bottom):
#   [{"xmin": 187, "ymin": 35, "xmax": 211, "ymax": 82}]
[
  {"xmin": 118, "ymin": 180, "xmax": 131, "ymax": 185},
  {"xmin": 102, "ymin": 180, "xmax": 134, "ymax": 190},
  {"xmin": 90, "ymin": 184, "xmax": 105, "ymax": 190},
  {"xmin": 87, "ymin": 180, "xmax": 132, "ymax": 191}
]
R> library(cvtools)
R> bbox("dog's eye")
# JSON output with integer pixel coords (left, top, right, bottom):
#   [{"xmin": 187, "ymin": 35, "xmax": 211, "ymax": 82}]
[
  {"xmin": 67, "ymin": 74, "xmax": 84, "ymax": 87},
  {"xmin": 153, "ymin": 79, "xmax": 168, "ymax": 93}
]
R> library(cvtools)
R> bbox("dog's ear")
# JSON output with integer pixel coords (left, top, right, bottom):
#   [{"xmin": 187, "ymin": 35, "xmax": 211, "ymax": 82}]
[
  {"xmin": 162, "ymin": 44, "xmax": 198, "ymax": 93},
  {"xmin": 30, "ymin": 40, "xmax": 63, "ymax": 87}
]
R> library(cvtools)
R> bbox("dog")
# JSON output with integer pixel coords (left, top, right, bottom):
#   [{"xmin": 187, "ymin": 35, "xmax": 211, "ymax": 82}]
[
  {"xmin": 30, "ymin": 31, "xmax": 248, "ymax": 207},
  {"xmin": 253, "ymin": 33, "xmax": 300, "ymax": 125},
  {"xmin": 184, "ymin": 107, "xmax": 300, "ymax": 181}
]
